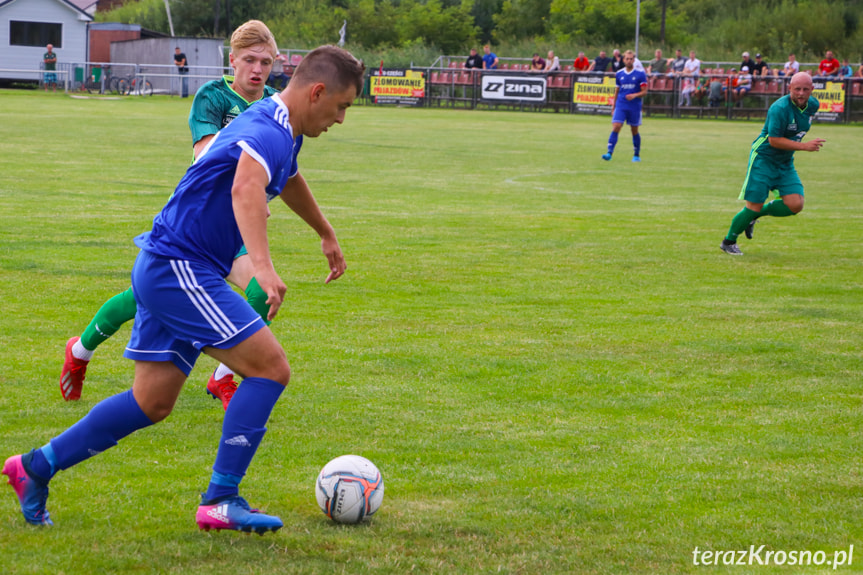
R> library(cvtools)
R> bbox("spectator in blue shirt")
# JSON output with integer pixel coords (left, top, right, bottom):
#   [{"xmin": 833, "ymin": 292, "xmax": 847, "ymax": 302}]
[{"xmin": 482, "ymin": 45, "xmax": 499, "ymax": 70}]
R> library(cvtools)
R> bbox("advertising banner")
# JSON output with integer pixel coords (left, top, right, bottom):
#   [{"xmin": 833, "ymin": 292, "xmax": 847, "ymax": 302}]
[
  {"xmin": 370, "ymin": 69, "xmax": 426, "ymax": 106},
  {"xmin": 480, "ymin": 74, "xmax": 547, "ymax": 103},
  {"xmin": 572, "ymin": 75, "xmax": 616, "ymax": 114},
  {"xmin": 812, "ymin": 80, "xmax": 845, "ymax": 122}
]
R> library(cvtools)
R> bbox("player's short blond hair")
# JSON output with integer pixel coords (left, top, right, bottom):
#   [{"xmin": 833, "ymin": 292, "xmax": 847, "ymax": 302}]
[{"xmin": 230, "ymin": 20, "xmax": 278, "ymax": 57}]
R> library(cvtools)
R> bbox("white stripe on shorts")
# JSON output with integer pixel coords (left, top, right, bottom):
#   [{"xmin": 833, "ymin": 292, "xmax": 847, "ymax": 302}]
[{"xmin": 169, "ymin": 259, "xmax": 238, "ymax": 339}]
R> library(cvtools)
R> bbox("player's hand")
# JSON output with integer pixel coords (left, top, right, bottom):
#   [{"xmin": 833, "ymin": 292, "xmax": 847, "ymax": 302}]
[
  {"xmin": 321, "ymin": 236, "xmax": 346, "ymax": 284},
  {"xmin": 804, "ymin": 138, "xmax": 826, "ymax": 152},
  {"xmin": 256, "ymin": 267, "xmax": 287, "ymax": 321}
]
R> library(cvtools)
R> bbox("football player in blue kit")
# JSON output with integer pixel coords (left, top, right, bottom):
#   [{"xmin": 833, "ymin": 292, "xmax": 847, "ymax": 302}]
[
  {"xmin": 3, "ymin": 46, "xmax": 366, "ymax": 534},
  {"xmin": 602, "ymin": 50, "xmax": 648, "ymax": 163}
]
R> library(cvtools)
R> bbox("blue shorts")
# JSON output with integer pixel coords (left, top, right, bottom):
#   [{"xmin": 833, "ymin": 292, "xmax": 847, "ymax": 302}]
[
  {"xmin": 44, "ymin": 72, "xmax": 56, "ymax": 84},
  {"xmin": 124, "ymin": 250, "xmax": 266, "ymax": 375},
  {"xmin": 612, "ymin": 102, "xmax": 642, "ymax": 126}
]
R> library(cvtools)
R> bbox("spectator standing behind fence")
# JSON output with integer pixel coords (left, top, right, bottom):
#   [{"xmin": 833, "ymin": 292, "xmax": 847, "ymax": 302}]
[
  {"xmin": 694, "ymin": 76, "xmax": 710, "ymax": 105},
  {"xmin": 818, "ymin": 50, "xmax": 840, "ymax": 77},
  {"xmin": 545, "ymin": 51, "xmax": 560, "ymax": 72},
  {"xmin": 591, "ymin": 51, "xmax": 611, "ymax": 73},
  {"xmin": 740, "ymin": 52, "xmax": 756, "ymax": 75},
  {"xmin": 43, "ymin": 44, "xmax": 57, "ymax": 92},
  {"xmin": 782, "ymin": 54, "xmax": 799, "ymax": 77},
  {"xmin": 838, "ymin": 58, "xmax": 853, "ymax": 78},
  {"xmin": 465, "ymin": 48, "xmax": 483, "ymax": 69},
  {"xmin": 268, "ymin": 52, "xmax": 290, "ymax": 89},
  {"xmin": 530, "ymin": 53, "xmax": 546, "ymax": 72},
  {"xmin": 174, "ymin": 47, "xmax": 189, "ymax": 98},
  {"xmin": 752, "ymin": 53, "xmax": 769, "ymax": 76},
  {"xmin": 680, "ymin": 77, "xmax": 695, "ymax": 106},
  {"xmin": 482, "ymin": 45, "xmax": 499, "ymax": 70},
  {"xmin": 709, "ymin": 76, "xmax": 724, "ymax": 107},
  {"xmin": 669, "ymin": 49, "xmax": 686, "ymax": 75},
  {"xmin": 610, "ymin": 49, "xmax": 624, "ymax": 73},
  {"xmin": 647, "ymin": 49, "xmax": 667, "ymax": 75},
  {"xmin": 573, "ymin": 52, "xmax": 591, "ymax": 72},
  {"xmin": 683, "ymin": 50, "xmax": 701, "ymax": 79}
]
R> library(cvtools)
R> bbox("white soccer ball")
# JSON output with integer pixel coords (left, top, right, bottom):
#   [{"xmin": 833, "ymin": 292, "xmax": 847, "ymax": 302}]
[{"xmin": 315, "ymin": 455, "xmax": 384, "ymax": 524}]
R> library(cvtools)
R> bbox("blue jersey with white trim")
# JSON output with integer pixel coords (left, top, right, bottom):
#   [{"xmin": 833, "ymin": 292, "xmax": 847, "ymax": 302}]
[
  {"xmin": 615, "ymin": 68, "xmax": 647, "ymax": 107},
  {"xmin": 135, "ymin": 95, "xmax": 303, "ymax": 277}
]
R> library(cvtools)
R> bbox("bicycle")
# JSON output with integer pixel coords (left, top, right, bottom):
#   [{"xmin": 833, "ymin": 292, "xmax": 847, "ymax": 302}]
[{"xmin": 118, "ymin": 69, "xmax": 153, "ymax": 96}]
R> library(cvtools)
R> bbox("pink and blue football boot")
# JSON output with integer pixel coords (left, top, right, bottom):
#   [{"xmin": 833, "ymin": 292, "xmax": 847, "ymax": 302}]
[
  {"xmin": 3, "ymin": 454, "xmax": 53, "ymax": 526},
  {"xmin": 196, "ymin": 495, "xmax": 282, "ymax": 535}
]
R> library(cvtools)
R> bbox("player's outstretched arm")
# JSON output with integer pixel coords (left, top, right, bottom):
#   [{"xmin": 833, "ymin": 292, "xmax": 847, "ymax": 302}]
[
  {"xmin": 279, "ymin": 173, "xmax": 346, "ymax": 284},
  {"xmin": 767, "ymin": 137, "xmax": 826, "ymax": 152},
  {"xmin": 233, "ymin": 152, "xmax": 286, "ymax": 320}
]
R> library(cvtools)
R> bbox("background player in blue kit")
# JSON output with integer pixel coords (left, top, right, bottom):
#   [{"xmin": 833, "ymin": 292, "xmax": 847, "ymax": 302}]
[
  {"xmin": 602, "ymin": 50, "xmax": 648, "ymax": 163},
  {"xmin": 3, "ymin": 46, "xmax": 366, "ymax": 533}
]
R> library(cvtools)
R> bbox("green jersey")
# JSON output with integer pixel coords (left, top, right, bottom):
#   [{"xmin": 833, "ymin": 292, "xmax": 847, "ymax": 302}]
[
  {"xmin": 43, "ymin": 52, "xmax": 56, "ymax": 70},
  {"xmin": 188, "ymin": 76, "xmax": 279, "ymax": 145},
  {"xmin": 750, "ymin": 94, "xmax": 819, "ymax": 164}
]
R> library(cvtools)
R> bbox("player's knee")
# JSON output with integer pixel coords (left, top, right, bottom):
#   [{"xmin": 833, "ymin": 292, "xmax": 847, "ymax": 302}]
[
  {"xmin": 253, "ymin": 347, "xmax": 291, "ymax": 386},
  {"xmin": 785, "ymin": 195, "xmax": 804, "ymax": 213},
  {"xmin": 138, "ymin": 396, "xmax": 177, "ymax": 423}
]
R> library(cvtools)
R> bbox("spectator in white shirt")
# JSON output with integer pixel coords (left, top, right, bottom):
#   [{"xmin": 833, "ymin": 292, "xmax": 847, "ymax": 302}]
[
  {"xmin": 683, "ymin": 50, "xmax": 701, "ymax": 79},
  {"xmin": 781, "ymin": 54, "xmax": 800, "ymax": 77},
  {"xmin": 545, "ymin": 50, "xmax": 560, "ymax": 72}
]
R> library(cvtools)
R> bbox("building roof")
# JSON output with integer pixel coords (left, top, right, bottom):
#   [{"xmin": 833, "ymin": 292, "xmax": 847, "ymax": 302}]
[
  {"xmin": 0, "ymin": 0, "xmax": 95, "ymax": 20},
  {"xmin": 67, "ymin": 0, "xmax": 97, "ymax": 11}
]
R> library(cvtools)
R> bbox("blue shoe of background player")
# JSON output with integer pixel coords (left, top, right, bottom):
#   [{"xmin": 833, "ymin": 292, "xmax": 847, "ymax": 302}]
[
  {"xmin": 196, "ymin": 495, "xmax": 283, "ymax": 534},
  {"xmin": 601, "ymin": 153, "xmax": 612, "ymax": 161},
  {"xmin": 2, "ymin": 454, "xmax": 53, "ymax": 526},
  {"xmin": 632, "ymin": 156, "xmax": 641, "ymax": 162}
]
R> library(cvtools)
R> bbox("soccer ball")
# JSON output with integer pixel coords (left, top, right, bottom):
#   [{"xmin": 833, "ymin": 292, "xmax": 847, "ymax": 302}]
[{"xmin": 315, "ymin": 455, "xmax": 384, "ymax": 524}]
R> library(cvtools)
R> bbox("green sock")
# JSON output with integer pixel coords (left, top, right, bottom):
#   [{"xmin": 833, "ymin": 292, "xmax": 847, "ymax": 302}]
[
  {"xmin": 245, "ymin": 277, "xmax": 273, "ymax": 326},
  {"xmin": 725, "ymin": 207, "xmax": 759, "ymax": 242},
  {"xmin": 757, "ymin": 199, "xmax": 796, "ymax": 218},
  {"xmin": 80, "ymin": 287, "xmax": 138, "ymax": 350}
]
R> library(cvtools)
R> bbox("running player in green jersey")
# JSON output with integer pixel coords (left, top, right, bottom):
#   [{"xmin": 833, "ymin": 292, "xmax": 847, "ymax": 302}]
[
  {"xmin": 720, "ymin": 72, "xmax": 826, "ymax": 255},
  {"xmin": 61, "ymin": 21, "xmax": 284, "ymax": 407}
]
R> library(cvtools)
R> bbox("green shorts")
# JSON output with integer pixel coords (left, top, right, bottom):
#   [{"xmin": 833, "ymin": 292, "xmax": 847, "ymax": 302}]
[
  {"xmin": 234, "ymin": 245, "xmax": 248, "ymax": 259},
  {"xmin": 738, "ymin": 153, "xmax": 803, "ymax": 203}
]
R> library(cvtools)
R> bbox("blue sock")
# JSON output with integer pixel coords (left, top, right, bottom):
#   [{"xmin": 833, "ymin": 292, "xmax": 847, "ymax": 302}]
[
  {"xmin": 204, "ymin": 377, "xmax": 285, "ymax": 502},
  {"xmin": 28, "ymin": 389, "xmax": 154, "ymax": 480},
  {"xmin": 633, "ymin": 133, "xmax": 642, "ymax": 156},
  {"xmin": 607, "ymin": 131, "xmax": 619, "ymax": 154}
]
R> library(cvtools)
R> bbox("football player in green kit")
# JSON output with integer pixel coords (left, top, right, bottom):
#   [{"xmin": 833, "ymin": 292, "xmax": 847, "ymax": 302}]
[
  {"xmin": 720, "ymin": 72, "xmax": 826, "ymax": 255},
  {"xmin": 61, "ymin": 20, "xmax": 289, "ymax": 408}
]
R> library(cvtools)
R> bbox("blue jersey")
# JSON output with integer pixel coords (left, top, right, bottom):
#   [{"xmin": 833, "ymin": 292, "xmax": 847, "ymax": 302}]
[
  {"xmin": 135, "ymin": 95, "xmax": 303, "ymax": 277},
  {"xmin": 615, "ymin": 68, "xmax": 647, "ymax": 106}
]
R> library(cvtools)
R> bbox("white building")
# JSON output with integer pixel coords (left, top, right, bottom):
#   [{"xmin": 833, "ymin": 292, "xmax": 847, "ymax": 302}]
[{"xmin": 0, "ymin": 0, "xmax": 93, "ymax": 83}]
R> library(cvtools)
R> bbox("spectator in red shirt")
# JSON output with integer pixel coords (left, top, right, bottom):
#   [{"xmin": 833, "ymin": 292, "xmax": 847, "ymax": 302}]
[
  {"xmin": 573, "ymin": 52, "xmax": 591, "ymax": 72},
  {"xmin": 818, "ymin": 50, "xmax": 840, "ymax": 77}
]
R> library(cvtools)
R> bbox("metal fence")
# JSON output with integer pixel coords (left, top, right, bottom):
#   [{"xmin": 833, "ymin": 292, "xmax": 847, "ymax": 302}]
[
  {"xmin": 381, "ymin": 64, "xmax": 863, "ymax": 124},
  {"xmin": 31, "ymin": 61, "xmax": 234, "ymax": 96}
]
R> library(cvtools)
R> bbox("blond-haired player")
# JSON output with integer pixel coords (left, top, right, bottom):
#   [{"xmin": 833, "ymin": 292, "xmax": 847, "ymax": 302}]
[{"xmin": 60, "ymin": 21, "xmax": 291, "ymax": 409}]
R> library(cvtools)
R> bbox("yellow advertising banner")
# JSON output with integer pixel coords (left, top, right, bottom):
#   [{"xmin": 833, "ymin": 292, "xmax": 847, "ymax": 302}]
[
  {"xmin": 572, "ymin": 75, "xmax": 616, "ymax": 112},
  {"xmin": 370, "ymin": 70, "xmax": 426, "ymax": 104},
  {"xmin": 812, "ymin": 80, "xmax": 845, "ymax": 122}
]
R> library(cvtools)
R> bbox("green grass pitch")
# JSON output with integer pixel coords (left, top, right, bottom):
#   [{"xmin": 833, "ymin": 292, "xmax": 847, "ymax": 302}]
[{"xmin": 0, "ymin": 90, "xmax": 861, "ymax": 574}]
